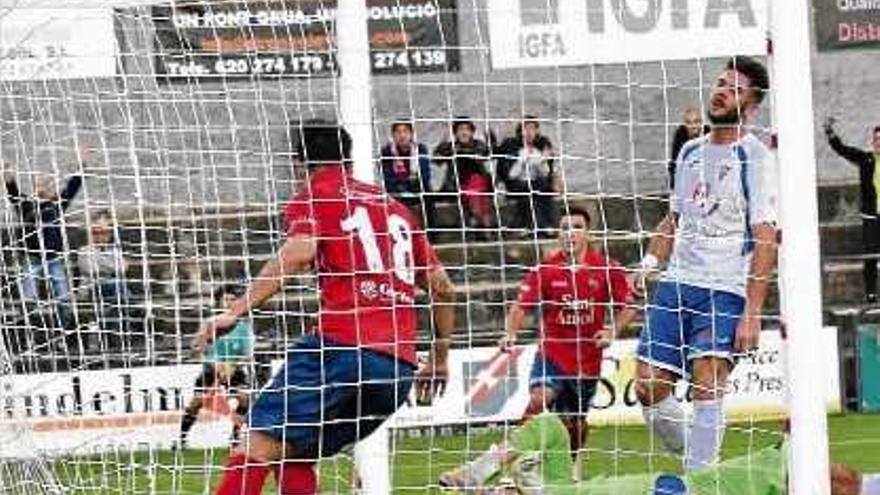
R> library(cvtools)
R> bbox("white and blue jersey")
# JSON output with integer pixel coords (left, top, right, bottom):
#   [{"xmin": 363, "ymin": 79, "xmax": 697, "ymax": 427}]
[
  {"xmin": 638, "ymin": 133, "xmax": 777, "ymax": 375},
  {"xmin": 664, "ymin": 133, "xmax": 777, "ymax": 297}
]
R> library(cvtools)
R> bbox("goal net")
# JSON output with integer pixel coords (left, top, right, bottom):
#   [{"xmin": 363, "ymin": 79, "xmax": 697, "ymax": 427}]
[{"xmin": 0, "ymin": 0, "xmax": 832, "ymax": 493}]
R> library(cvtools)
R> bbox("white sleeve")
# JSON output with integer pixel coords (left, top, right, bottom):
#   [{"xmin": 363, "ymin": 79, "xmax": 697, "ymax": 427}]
[
  {"xmin": 746, "ymin": 143, "xmax": 778, "ymax": 227},
  {"xmin": 863, "ymin": 474, "xmax": 880, "ymax": 495},
  {"xmin": 670, "ymin": 144, "xmax": 688, "ymax": 214}
]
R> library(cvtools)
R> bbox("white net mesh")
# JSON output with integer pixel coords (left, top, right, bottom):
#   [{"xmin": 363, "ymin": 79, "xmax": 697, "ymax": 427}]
[{"xmin": 0, "ymin": 1, "xmax": 838, "ymax": 494}]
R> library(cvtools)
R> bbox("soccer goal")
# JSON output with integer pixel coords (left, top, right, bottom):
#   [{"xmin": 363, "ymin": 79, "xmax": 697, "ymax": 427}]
[{"xmin": 0, "ymin": 0, "xmax": 832, "ymax": 494}]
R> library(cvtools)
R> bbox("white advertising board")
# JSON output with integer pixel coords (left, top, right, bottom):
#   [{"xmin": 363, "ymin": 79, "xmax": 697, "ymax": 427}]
[
  {"xmin": 487, "ymin": 0, "xmax": 769, "ymax": 69},
  {"xmin": 0, "ymin": 8, "xmax": 117, "ymax": 81},
  {"xmin": 0, "ymin": 364, "xmax": 234, "ymax": 456},
  {"xmin": 392, "ymin": 328, "xmax": 842, "ymax": 428},
  {"xmin": 0, "ymin": 328, "xmax": 841, "ymax": 456}
]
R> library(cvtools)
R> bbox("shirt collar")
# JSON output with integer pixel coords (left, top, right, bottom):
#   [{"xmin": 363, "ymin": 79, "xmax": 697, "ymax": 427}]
[{"xmin": 308, "ymin": 165, "xmax": 348, "ymax": 186}]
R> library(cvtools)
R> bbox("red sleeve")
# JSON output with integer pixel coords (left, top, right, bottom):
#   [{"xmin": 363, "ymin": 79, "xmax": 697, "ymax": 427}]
[
  {"xmin": 608, "ymin": 261, "xmax": 632, "ymax": 307},
  {"xmin": 517, "ymin": 267, "xmax": 541, "ymax": 309},
  {"xmin": 284, "ymin": 192, "xmax": 317, "ymax": 237}
]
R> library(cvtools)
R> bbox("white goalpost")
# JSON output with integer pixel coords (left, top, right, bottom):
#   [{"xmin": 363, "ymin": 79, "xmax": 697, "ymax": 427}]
[
  {"xmin": 0, "ymin": 0, "xmax": 837, "ymax": 494},
  {"xmin": 770, "ymin": 0, "xmax": 832, "ymax": 492}
]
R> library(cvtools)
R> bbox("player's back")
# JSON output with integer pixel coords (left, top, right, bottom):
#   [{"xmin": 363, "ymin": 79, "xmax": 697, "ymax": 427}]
[{"xmin": 285, "ymin": 166, "xmax": 437, "ymax": 364}]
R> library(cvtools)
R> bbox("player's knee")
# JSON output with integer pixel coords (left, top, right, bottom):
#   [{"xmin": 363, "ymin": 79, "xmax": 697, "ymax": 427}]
[
  {"xmin": 635, "ymin": 377, "xmax": 672, "ymax": 406},
  {"xmin": 525, "ymin": 386, "xmax": 553, "ymax": 416},
  {"xmin": 635, "ymin": 364, "xmax": 675, "ymax": 406},
  {"xmin": 244, "ymin": 431, "xmax": 285, "ymax": 464},
  {"xmin": 691, "ymin": 359, "xmax": 730, "ymax": 401}
]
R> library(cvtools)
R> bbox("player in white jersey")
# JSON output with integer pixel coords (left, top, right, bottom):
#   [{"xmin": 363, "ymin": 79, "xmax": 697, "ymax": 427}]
[{"xmin": 633, "ymin": 57, "xmax": 777, "ymax": 471}]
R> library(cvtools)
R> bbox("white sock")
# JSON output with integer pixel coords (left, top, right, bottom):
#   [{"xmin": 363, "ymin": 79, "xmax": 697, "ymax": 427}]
[
  {"xmin": 686, "ymin": 400, "xmax": 725, "ymax": 471},
  {"xmin": 642, "ymin": 395, "xmax": 687, "ymax": 456},
  {"xmin": 467, "ymin": 443, "xmax": 505, "ymax": 484},
  {"xmin": 862, "ymin": 473, "xmax": 880, "ymax": 495}
]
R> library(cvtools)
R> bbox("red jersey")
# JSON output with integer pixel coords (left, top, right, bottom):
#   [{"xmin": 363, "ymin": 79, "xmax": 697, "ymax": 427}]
[
  {"xmin": 517, "ymin": 249, "xmax": 631, "ymax": 377},
  {"xmin": 284, "ymin": 166, "xmax": 441, "ymax": 365}
]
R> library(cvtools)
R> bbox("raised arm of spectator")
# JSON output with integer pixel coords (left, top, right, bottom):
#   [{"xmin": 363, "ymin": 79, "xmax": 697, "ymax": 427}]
[
  {"xmin": 825, "ymin": 120, "xmax": 872, "ymax": 166},
  {"xmin": 59, "ymin": 175, "xmax": 83, "ymax": 209},
  {"xmin": 3, "ymin": 164, "xmax": 22, "ymax": 204},
  {"xmin": 60, "ymin": 148, "xmax": 90, "ymax": 209}
]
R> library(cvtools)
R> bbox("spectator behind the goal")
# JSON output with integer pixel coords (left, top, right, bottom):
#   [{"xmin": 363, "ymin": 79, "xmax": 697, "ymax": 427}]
[
  {"xmin": 824, "ymin": 118, "xmax": 880, "ymax": 303},
  {"xmin": 2, "ymin": 150, "xmax": 90, "ymax": 331},
  {"xmin": 668, "ymin": 108, "xmax": 709, "ymax": 189},
  {"xmin": 197, "ymin": 121, "xmax": 455, "ymax": 494},
  {"xmin": 496, "ymin": 115, "xmax": 561, "ymax": 237},
  {"xmin": 433, "ymin": 117, "xmax": 495, "ymax": 238},
  {"xmin": 179, "ymin": 284, "xmax": 255, "ymax": 450},
  {"xmin": 379, "ymin": 120, "xmax": 437, "ymax": 239},
  {"xmin": 76, "ymin": 217, "xmax": 129, "ymax": 351}
]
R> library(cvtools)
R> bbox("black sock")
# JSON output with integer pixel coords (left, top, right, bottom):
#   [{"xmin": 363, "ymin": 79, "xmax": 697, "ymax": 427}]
[{"xmin": 179, "ymin": 411, "xmax": 197, "ymax": 441}]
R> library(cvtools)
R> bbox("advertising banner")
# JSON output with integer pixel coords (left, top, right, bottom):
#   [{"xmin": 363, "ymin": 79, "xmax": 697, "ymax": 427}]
[
  {"xmin": 0, "ymin": 328, "xmax": 840, "ymax": 455},
  {"xmin": 814, "ymin": 0, "xmax": 880, "ymax": 51},
  {"xmin": 486, "ymin": 0, "xmax": 769, "ymax": 69},
  {"xmin": 0, "ymin": 8, "xmax": 117, "ymax": 81},
  {"xmin": 392, "ymin": 328, "xmax": 842, "ymax": 428},
  {"xmin": 0, "ymin": 365, "xmax": 234, "ymax": 456},
  {"xmin": 153, "ymin": 0, "xmax": 460, "ymax": 79}
]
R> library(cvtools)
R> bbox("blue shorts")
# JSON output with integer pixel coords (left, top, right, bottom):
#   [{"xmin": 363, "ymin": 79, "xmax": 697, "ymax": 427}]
[
  {"xmin": 529, "ymin": 353, "xmax": 598, "ymax": 415},
  {"xmin": 637, "ymin": 281, "xmax": 745, "ymax": 376},
  {"xmin": 249, "ymin": 334, "xmax": 414, "ymax": 460}
]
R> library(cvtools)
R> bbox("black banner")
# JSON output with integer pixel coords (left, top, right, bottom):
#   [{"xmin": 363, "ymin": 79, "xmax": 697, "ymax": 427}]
[
  {"xmin": 814, "ymin": 0, "xmax": 880, "ymax": 51},
  {"xmin": 153, "ymin": 0, "xmax": 459, "ymax": 79}
]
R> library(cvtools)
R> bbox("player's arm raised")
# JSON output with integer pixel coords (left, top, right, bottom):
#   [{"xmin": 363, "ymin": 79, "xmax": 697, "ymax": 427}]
[{"xmin": 195, "ymin": 234, "xmax": 316, "ymax": 353}]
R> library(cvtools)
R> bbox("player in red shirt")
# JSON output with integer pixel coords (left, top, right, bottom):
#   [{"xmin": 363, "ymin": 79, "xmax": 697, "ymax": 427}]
[
  {"xmin": 501, "ymin": 207, "xmax": 635, "ymax": 473},
  {"xmin": 195, "ymin": 123, "xmax": 456, "ymax": 495}
]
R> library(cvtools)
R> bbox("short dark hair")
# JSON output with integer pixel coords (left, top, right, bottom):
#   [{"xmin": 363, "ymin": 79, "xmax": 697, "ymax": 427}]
[
  {"xmin": 562, "ymin": 206, "xmax": 591, "ymax": 227},
  {"xmin": 391, "ymin": 120, "xmax": 414, "ymax": 134},
  {"xmin": 452, "ymin": 116, "xmax": 476, "ymax": 134},
  {"xmin": 291, "ymin": 120, "xmax": 352, "ymax": 166},
  {"xmin": 726, "ymin": 56, "xmax": 769, "ymax": 105},
  {"xmin": 214, "ymin": 284, "xmax": 241, "ymax": 305},
  {"xmin": 873, "ymin": 126, "xmax": 880, "ymax": 135},
  {"xmin": 516, "ymin": 114, "xmax": 540, "ymax": 137}
]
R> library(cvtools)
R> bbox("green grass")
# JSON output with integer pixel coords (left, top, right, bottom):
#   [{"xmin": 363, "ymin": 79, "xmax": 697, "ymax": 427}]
[{"xmin": 50, "ymin": 414, "xmax": 880, "ymax": 494}]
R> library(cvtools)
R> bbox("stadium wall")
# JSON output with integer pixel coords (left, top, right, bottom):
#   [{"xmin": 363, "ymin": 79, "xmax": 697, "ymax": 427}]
[{"xmin": 0, "ymin": 1, "xmax": 876, "ymax": 222}]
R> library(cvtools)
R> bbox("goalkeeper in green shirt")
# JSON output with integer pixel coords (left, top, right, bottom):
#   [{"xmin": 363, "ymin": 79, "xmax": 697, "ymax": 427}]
[
  {"xmin": 178, "ymin": 285, "xmax": 256, "ymax": 449},
  {"xmin": 439, "ymin": 413, "xmax": 878, "ymax": 494}
]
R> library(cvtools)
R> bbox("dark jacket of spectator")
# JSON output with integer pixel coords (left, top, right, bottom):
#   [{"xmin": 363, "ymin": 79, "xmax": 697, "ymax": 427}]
[
  {"xmin": 6, "ymin": 175, "xmax": 82, "ymax": 259},
  {"xmin": 432, "ymin": 138, "xmax": 491, "ymax": 193},
  {"xmin": 379, "ymin": 142, "xmax": 432, "ymax": 197},
  {"xmin": 668, "ymin": 124, "xmax": 709, "ymax": 189},
  {"xmin": 496, "ymin": 133, "xmax": 555, "ymax": 193},
  {"xmin": 827, "ymin": 132, "xmax": 879, "ymax": 218}
]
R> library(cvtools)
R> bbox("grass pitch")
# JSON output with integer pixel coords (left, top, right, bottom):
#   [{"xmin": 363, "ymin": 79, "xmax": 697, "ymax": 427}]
[{"xmin": 50, "ymin": 413, "xmax": 880, "ymax": 494}]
